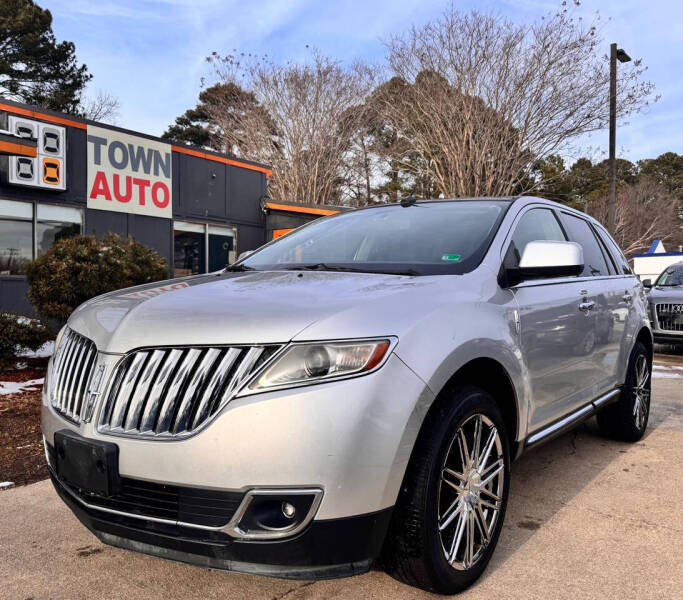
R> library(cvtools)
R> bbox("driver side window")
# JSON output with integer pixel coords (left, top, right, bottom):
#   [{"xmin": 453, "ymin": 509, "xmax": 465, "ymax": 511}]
[{"xmin": 510, "ymin": 208, "xmax": 567, "ymax": 263}]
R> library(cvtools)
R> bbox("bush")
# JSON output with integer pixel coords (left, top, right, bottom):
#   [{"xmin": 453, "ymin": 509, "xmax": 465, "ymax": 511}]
[
  {"xmin": 26, "ymin": 233, "xmax": 169, "ymax": 321},
  {"xmin": 0, "ymin": 313, "xmax": 53, "ymax": 371}
]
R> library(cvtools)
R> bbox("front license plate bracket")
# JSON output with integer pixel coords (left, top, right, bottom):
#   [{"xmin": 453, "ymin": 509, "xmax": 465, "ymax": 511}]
[{"xmin": 54, "ymin": 429, "xmax": 120, "ymax": 496}]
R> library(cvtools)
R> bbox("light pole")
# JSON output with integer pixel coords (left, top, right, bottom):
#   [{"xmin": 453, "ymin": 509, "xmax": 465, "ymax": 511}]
[{"xmin": 607, "ymin": 42, "xmax": 631, "ymax": 234}]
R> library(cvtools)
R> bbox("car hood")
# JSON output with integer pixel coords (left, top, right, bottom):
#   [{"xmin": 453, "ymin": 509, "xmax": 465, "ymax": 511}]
[
  {"xmin": 67, "ymin": 270, "xmax": 452, "ymax": 353},
  {"xmin": 647, "ymin": 286, "xmax": 683, "ymax": 304}
]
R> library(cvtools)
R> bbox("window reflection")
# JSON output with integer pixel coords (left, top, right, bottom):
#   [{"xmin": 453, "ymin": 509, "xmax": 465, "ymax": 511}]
[
  {"xmin": 173, "ymin": 221, "xmax": 236, "ymax": 277},
  {"xmin": 0, "ymin": 200, "xmax": 82, "ymax": 275},
  {"xmin": 0, "ymin": 220, "xmax": 32, "ymax": 275},
  {"xmin": 37, "ymin": 204, "xmax": 83, "ymax": 256},
  {"xmin": 174, "ymin": 229, "xmax": 205, "ymax": 277}
]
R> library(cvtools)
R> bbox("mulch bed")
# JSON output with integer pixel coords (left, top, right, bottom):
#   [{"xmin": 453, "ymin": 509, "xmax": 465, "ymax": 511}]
[{"xmin": 0, "ymin": 358, "xmax": 49, "ymax": 487}]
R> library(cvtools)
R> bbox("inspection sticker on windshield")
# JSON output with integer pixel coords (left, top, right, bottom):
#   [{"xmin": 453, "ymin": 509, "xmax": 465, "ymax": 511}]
[{"xmin": 441, "ymin": 253, "xmax": 462, "ymax": 262}]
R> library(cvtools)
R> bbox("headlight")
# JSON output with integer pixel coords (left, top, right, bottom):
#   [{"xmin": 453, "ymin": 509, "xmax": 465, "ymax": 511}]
[{"xmin": 245, "ymin": 338, "xmax": 395, "ymax": 393}]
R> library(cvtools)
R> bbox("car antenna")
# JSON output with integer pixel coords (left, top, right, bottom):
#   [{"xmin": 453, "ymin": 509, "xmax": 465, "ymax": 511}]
[{"xmin": 400, "ymin": 196, "xmax": 417, "ymax": 207}]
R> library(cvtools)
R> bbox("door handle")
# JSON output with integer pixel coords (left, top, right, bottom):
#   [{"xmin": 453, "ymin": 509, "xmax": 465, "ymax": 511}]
[
  {"xmin": 579, "ymin": 301, "xmax": 595, "ymax": 313},
  {"xmin": 623, "ymin": 292, "xmax": 633, "ymax": 303}
]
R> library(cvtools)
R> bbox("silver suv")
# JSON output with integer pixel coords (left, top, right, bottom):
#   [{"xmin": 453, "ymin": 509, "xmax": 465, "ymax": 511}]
[
  {"xmin": 643, "ymin": 261, "xmax": 683, "ymax": 348},
  {"xmin": 42, "ymin": 197, "xmax": 652, "ymax": 594}
]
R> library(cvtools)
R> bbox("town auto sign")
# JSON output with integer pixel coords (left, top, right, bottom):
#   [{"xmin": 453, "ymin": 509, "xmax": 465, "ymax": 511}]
[{"xmin": 87, "ymin": 125, "xmax": 172, "ymax": 218}]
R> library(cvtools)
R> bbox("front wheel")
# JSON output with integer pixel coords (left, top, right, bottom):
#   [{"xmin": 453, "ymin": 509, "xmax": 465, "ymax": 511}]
[
  {"xmin": 383, "ymin": 385, "xmax": 510, "ymax": 594},
  {"xmin": 597, "ymin": 340, "xmax": 651, "ymax": 442}
]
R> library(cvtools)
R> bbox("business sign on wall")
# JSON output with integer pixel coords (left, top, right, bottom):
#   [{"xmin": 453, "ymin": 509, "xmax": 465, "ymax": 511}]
[{"xmin": 87, "ymin": 125, "xmax": 172, "ymax": 218}]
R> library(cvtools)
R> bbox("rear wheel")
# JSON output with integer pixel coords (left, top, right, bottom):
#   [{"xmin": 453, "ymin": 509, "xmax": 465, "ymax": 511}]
[
  {"xmin": 597, "ymin": 340, "xmax": 651, "ymax": 442},
  {"xmin": 383, "ymin": 385, "xmax": 510, "ymax": 594}
]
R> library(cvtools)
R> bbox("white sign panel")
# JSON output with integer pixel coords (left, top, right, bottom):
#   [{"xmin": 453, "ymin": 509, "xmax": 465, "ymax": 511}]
[
  {"xmin": 7, "ymin": 116, "xmax": 66, "ymax": 191},
  {"xmin": 87, "ymin": 125, "xmax": 172, "ymax": 218}
]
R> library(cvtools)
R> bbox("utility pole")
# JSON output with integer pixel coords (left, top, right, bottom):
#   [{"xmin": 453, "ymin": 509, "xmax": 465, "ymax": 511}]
[{"xmin": 607, "ymin": 43, "xmax": 631, "ymax": 234}]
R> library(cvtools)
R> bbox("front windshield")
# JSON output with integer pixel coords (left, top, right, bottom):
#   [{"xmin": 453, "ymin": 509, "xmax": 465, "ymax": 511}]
[
  {"xmin": 655, "ymin": 266, "xmax": 683, "ymax": 286},
  {"xmin": 241, "ymin": 200, "xmax": 509, "ymax": 276}
]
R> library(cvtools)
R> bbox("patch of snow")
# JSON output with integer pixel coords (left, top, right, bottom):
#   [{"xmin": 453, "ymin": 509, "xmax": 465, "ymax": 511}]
[
  {"xmin": 0, "ymin": 378, "xmax": 44, "ymax": 396},
  {"xmin": 653, "ymin": 371, "xmax": 682, "ymax": 379},
  {"xmin": 18, "ymin": 341, "xmax": 54, "ymax": 358},
  {"xmin": 652, "ymin": 364, "xmax": 682, "ymax": 379},
  {"xmin": 0, "ymin": 482, "xmax": 15, "ymax": 489},
  {"xmin": 1, "ymin": 313, "xmax": 37, "ymax": 326}
]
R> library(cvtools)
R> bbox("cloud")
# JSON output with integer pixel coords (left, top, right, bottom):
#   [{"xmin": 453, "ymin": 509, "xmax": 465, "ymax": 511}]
[{"xmin": 44, "ymin": 0, "xmax": 682, "ymax": 159}]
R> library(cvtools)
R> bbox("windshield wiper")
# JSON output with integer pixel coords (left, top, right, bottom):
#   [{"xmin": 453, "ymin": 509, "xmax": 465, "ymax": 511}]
[
  {"xmin": 288, "ymin": 263, "xmax": 419, "ymax": 276},
  {"xmin": 224, "ymin": 264, "xmax": 256, "ymax": 272},
  {"xmin": 288, "ymin": 263, "xmax": 359, "ymax": 272}
]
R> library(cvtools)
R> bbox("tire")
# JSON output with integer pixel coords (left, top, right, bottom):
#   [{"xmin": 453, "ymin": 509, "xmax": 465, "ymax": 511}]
[
  {"xmin": 597, "ymin": 340, "xmax": 651, "ymax": 442},
  {"xmin": 382, "ymin": 385, "xmax": 510, "ymax": 594},
  {"xmin": 575, "ymin": 329, "xmax": 596, "ymax": 355}
]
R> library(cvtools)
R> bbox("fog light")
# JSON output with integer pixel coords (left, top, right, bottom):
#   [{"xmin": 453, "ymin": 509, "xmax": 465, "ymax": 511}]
[
  {"xmin": 229, "ymin": 488, "xmax": 323, "ymax": 539},
  {"xmin": 282, "ymin": 501, "xmax": 296, "ymax": 519}
]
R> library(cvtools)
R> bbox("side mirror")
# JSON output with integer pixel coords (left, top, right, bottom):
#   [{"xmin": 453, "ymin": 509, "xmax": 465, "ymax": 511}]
[
  {"xmin": 642, "ymin": 278, "xmax": 652, "ymax": 289},
  {"xmin": 237, "ymin": 250, "xmax": 255, "ymax": 262},
  {"xmin": 500, "ymin": 240, "xmax": 584, "ymax": 287}
]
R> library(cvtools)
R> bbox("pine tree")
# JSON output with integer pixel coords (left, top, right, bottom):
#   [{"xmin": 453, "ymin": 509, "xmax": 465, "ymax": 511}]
[
  {"xmin": 162, "ymin": 82, "xmax": 267, "ymax": 152},
  {"xmin": 0, "ymin": 0, "xmax": 91, "ymax": 113}
]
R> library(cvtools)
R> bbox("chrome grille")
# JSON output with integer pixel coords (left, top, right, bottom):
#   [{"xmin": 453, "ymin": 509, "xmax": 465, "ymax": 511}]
[
  {"xmin": 656, "ymin": 303, "xmax": 683, "ymax": 331},
  {"xmin": 50, "ymin": 328, "xmax": 98, "ymax": 423},
  {"xmin": 99, "ymin": 345, "xmax": 280, "ymax": 438}
]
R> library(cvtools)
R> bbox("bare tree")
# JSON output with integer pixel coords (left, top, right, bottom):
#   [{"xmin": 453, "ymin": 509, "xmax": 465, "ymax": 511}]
[
  {"xmin": 208, "ymin": 52, "xmax": 375, "ymax": 205},
  {"xmin": 588, "ymin": 178, "xmax": 682, "ymax": 256},
  {"xmin": 80, "ymin": 90, "xmax": 120, "ymax": 123},
  {"xmin": 340, "ymin": 129, "xmax": 375, "ymax": 206},
  {"xmin": 380, "ymin": 4, "xmax": 656, "ymax": 198}
]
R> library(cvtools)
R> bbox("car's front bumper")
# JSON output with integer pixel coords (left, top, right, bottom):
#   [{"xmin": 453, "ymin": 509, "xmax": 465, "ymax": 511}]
[
  {"xmin": 42, "ymin": 351, "xmax": 433, "ymax": 573},
  {"xmin": 648, "ymin": 301, "xmax": 683, "ymax": 345},
  {"xmin": 652, "ymin": 329, "xmax": 683, "ymax": 345},
  {"xmin": 49, "ymin": 468, "xmax": 391, "ymax": 579}
]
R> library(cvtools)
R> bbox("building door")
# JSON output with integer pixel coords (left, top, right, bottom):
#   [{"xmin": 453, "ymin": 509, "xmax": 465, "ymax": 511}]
[{"xmin": 208, "ymin": 224, "xmax": 236, "ymax": 271}]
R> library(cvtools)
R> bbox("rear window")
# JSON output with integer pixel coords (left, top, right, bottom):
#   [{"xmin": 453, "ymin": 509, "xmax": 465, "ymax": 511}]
[{"xmin": 596, "ymin": 227, "xmax": 633, "ymax": 275}]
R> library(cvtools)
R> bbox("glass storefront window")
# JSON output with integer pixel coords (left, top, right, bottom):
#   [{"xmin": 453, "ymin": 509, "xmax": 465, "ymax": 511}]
[
  {"xmin": 0, "ymin": 200, "xmax": 32, "ymax": 275},
  {"xmin": 0, "ymin": 199, "xmax": 83, "ymax": 275},
  {"xmin": 174, "ymin": 221, "xmax": 206, "ymax": 277},
  {"xmin": 36, "ymin": 204, "xmax": 83, "ymax": 256},
  {"xmin": 173, "ymin": 221, "xmax": 236, "ymax": 277}
]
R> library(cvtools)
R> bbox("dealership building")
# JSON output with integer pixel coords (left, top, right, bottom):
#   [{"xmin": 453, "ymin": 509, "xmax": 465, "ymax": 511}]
[{"xmin": 0, "ymin": 100, "xmax": 341, "ymax": 316}]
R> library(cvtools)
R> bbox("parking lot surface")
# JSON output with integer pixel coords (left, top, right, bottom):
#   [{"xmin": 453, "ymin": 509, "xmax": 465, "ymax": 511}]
[{"xmin": 1, "ymin": 355, "xmax": 681, "ymax": 600}]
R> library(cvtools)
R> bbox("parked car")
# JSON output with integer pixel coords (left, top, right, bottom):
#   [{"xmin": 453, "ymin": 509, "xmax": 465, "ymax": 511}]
[
  {"xmin": 643, "ymin": 261, "xmax": 683, "ymax": 348},
  {"xmin": 42, "ymin": 197, "xmax": 652, "ymax": 594}
]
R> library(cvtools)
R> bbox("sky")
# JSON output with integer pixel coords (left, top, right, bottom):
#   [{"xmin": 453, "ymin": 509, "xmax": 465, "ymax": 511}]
[{"xmin": 44, "ymin": 0, "xmax": 683, "ymax": 164}]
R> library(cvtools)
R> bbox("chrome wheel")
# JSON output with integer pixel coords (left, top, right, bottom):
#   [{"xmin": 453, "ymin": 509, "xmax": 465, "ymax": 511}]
[
  {"xmin": 437, "ymin": 413, "xmax": 505, "ymax": 571},
  {"xmin": 633, "ymin": 354, "xmax": 650, "ymax": 431}
]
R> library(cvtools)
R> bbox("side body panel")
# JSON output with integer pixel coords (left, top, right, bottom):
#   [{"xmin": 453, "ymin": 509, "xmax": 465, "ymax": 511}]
[
  {"xmin": 388, "ymin": 265, "xmax": 527, "ymax": 443},
  {"xmin": 512, "ymin": 277, "xmax": 605, "ymax": 431}
]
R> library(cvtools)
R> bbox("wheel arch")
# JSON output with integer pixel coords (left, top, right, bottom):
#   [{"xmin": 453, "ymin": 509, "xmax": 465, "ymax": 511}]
[
  {"xmin": 635, "ymin": 326, "xmax": 654, "ymax": 360},
  {"xmin": 425, "ymin": 357, "xmax": 521, "ymax": 458}
]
